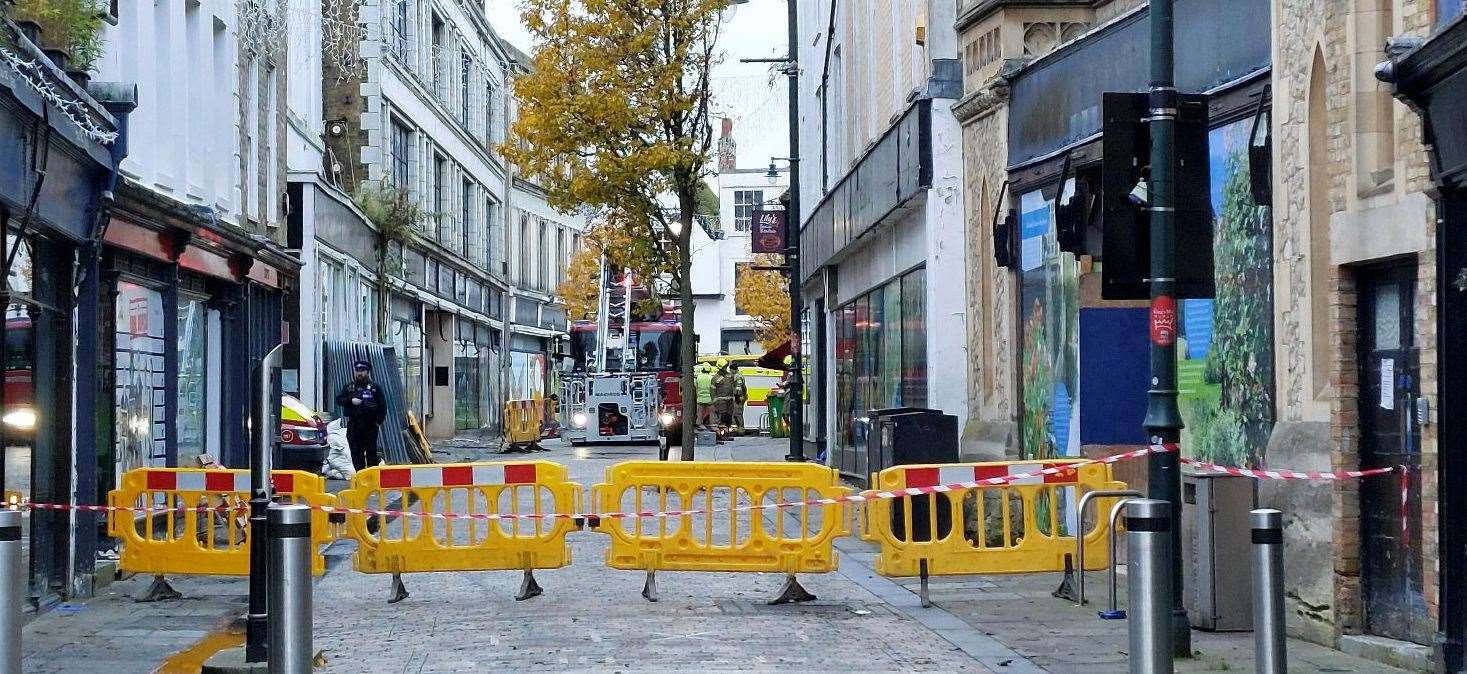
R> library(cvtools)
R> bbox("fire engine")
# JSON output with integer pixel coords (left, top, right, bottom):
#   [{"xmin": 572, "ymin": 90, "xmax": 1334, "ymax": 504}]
[{"xmin": 560, "ymin": 258, "xmax": 683, "ymax": 444}]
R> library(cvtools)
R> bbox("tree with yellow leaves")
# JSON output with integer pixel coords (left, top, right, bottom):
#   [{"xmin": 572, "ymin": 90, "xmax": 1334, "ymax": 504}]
[
  {"xmin": 734, "ymin": 255, "xmax": 791, "ymax": 349},
  {"xmin": 504, "ymin": 0, "xmax": 732, "ymax": 456},
  {"xmin": 556, "ymin": 222, "xmax": 670, "ymax": 321}
]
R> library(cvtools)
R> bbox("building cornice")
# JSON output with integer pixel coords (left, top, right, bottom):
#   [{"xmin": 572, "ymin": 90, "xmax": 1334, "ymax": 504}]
[
  {"xmin": 955, "ymin": 0, "xmax": 1098, "ymax": 32},
  {"xmin": 952, "ymin": 58, "xmax": 1028, "ymax": 124}
]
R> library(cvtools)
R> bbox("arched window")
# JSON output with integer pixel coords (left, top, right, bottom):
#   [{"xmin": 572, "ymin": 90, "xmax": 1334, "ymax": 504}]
[{"xmin": 1307, "ymin": 47, "xmax": 1333, "ymax": 397}]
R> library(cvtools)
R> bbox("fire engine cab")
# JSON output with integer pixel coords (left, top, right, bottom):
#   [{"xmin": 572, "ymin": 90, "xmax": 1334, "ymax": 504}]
[{"xmin": 560, "ymin": 259, "xmax": 682, "ymax": 444}]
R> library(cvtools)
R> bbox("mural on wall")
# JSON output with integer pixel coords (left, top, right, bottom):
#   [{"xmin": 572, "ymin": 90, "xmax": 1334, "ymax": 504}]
[
  {"xmin": 1018, "ymin": 187, "xmax": 1081, "ymax": 461},
  {"xmin": 1177, "ymin": 118, "xmax": 1275, "ymax": 467}
]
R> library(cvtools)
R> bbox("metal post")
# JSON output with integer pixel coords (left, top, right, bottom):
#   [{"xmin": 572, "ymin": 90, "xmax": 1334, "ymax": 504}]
[
  {"xmin": 246, "ymin": 344, "xmax": 282, "ymax": 663},
  {"xmin": 1101, "ymin": 497, "xmax": 1140, "ymax": 619},
  {"xmin": 0, "ymin": 509, "xmax": 20, "ymax": 672},
  {"xmin": 782, "ymin": 0, "xmax": 805, "ymax": 463},
  {"xmin": 1073, "ymin": 489, "xmax": 1142, "ymax": 606},
  {"xmin": 1144, "ymin": 0, "xmax": 1191, "ymax": 657},
  {"xmin": 1252, "ymin": 509, "xmax": 1286, "ymax": 674},
  {"xmin": 268, "ymin": 503, "xmax": 313, "ymax": 674},
  {"xmin": 1127, "ymin": 499, "xmax": 1174, "ymax": 674}
]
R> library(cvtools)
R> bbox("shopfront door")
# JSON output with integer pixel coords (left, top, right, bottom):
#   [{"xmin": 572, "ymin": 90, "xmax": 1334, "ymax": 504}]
[{"xmin": 1357, "ymin": 261, "xmax": 1430, "ymax": 644}]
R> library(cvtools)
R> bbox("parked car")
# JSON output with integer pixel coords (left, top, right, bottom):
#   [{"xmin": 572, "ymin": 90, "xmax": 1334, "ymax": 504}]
[{"xmin": 277, "ymin": 395, "xmax": 329, "ymax": 473}]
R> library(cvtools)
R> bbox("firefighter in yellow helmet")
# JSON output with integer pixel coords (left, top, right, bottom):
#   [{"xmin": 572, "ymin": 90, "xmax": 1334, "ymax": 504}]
[{"xmin": 712, "ymin": 358, "xmax": 737, "ymax": 435}]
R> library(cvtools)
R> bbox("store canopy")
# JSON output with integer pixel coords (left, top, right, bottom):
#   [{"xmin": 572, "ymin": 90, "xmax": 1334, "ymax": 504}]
[{"xmin": 755, "ymin": 340, "xmax": 792, "ymax": 370}]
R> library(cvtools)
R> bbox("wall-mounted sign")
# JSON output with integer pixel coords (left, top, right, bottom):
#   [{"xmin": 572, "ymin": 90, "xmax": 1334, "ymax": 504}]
[{"xmin": 750, "ymin": 209, "xmax": 787, "ymax": 254}]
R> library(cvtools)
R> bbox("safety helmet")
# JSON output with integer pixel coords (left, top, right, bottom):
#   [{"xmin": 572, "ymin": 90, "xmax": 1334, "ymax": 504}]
[
  {"xmin": 716, "ymin": 357, "xmax": 729, "ymax": 368},
  {"xmin": 783, "ymin": 355, "xmax": 793, "ymax": 366}
]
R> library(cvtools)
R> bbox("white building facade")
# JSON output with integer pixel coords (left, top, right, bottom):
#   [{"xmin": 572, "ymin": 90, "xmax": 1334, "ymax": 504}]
[
  {"xmin": 319, "ymin": 0, "xmax": 514, "ymax": 439},
  {"xmin": 688, "ymin": 162, "xmax": 789, "ymax": 357},
  {"xmin": 795, "ymin": 0, "xmax": 968, "ymax": 473}
]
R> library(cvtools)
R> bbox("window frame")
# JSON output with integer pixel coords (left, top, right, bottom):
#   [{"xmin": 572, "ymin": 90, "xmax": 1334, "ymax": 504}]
[{"xmin": 733, "ymin": 189, "xmax": 763, "ymax": 232}]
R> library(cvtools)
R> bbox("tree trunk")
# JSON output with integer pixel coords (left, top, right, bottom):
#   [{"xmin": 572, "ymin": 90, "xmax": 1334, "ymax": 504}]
[{"xmin": 677, "ymin": 189, "xmax": 698, "ymax": 459}]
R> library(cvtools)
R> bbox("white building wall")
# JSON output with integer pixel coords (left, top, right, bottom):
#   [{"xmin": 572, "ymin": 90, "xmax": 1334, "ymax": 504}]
[
  {"xmin": 97, "ymin": 0, "xmax": 242, "ymax": 221},
  {"xmin": 509, "ymin": 185, "xmax": 587, "ymax": 297},
  {"xmin": 795, "ymin": 0, "xmax": 970, "ymax": 444},
  {"xmin": 924, "ymin": 108, "xmax": 969, "ymax": 428},
  {"xmin": 286, "ymin": 1, "xmax": 325, "ymax": 174}
]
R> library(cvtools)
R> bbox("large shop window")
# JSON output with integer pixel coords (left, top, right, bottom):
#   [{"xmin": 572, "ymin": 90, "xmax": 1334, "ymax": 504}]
[
  {"xmin": 390, "ymin": 317, "xmax": 424, "ymax": 415},
  {"xmin": 510, "ymin": 350, "xmax": 547, "ymax": 400},
  {"xmin": 454, "ymin": 322, "xmax": 481, "ymax": 430},
  {"xmin": 176, "ymin": 297, "xmax": 209, "ymax": 466},
  {"xmin": 114, "ymin": 281, "xmax": 166, "ymax": 476},
  {"xmin": 834, "ymin": 267, "xmax": 927, "ymax": 458}
]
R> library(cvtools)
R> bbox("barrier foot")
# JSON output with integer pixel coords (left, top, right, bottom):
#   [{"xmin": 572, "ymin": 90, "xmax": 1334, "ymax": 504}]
[
  {"xmin": 388, "ymin": 573, "xmax": 409, "ymax": 604},
  {"xmin": 768, "ymin": 575, "xmax": 817, "ymax": 605},
  {"xmin": 641, "ymin": 571, "xmax": 658, "ymax": 603},
  {"xmin": 515, "ymin": 570, "xmax": 543, "ymax": 601},
  {"xmin": 1053, "ymin": 554, "xmax": 1081, "ymax": 603},
  {"xmin": 135, "ymin": 575, "xmax": 182, "ymax": 603},
  {"xmin": 919, "ymin": 560, "xmax": 932, "ymax": 608}
]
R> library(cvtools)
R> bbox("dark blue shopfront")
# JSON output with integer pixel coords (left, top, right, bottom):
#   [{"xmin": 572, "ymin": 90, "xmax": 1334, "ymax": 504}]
[
  {"xmin": 0, "ymin": 25, "xmax": 130, "ymax": 605},
  {"xmin": 1001, "ymin": 0, "xmax": 1273, "ymax": 466}
]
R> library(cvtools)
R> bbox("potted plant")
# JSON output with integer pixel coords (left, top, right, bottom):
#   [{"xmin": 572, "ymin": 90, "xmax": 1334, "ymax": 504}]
[
  {"xmin": 12, "ymin": 17, "xmax": 42, "ymax": 45},
  {"xmin": 8, "ymin": 0, "xmax": 104, "ymax": 72}
]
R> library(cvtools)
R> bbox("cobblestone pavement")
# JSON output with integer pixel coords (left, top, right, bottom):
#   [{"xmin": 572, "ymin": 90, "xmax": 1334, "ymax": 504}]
[
  {"xmin": 18, "ymin": 434, "xmax": 1422, "ymax": 672},
  {"xmin": 312, "ymin": 436, "xmax": 1022, "ymax": 672}
]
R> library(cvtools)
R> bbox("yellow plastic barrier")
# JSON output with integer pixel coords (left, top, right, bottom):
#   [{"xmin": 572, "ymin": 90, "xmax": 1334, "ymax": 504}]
[
  {"xmin": 106, "ymin": 468, "xmax": 335, "ymax": 577},
  {"xmin": 338, "ymin": 460, "xmax": 580, "ymax": 600},
  {"xmin": 502, "ymin": 398, "xmax": 543, "ymax": 446},
  {"xmin": 862, "ymin": 459, "xmax": 1126, "ymax": 577},
  {"xmin": 591, "ymin": 461, "xmax": 850, "ymax": 600}
]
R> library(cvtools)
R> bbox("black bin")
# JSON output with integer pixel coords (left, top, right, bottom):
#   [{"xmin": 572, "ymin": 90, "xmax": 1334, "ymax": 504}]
[{"xmin": 865, "ymin": 408, "xmax": 959, "ymax": 542}]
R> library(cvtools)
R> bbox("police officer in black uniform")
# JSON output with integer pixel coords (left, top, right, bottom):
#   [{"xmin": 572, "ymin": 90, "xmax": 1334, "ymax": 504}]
[{"xmin": 336, "ymin": 360, "xmax": 387, "ymax": 471}]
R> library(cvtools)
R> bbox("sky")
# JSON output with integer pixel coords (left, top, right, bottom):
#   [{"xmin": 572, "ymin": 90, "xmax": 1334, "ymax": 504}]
[{"xmin": 483, "ymin": 0, "xmax": 791, "ymax": 172}]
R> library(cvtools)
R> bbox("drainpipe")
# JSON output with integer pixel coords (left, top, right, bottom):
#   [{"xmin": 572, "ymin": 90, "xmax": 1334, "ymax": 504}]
[{"xmin": 500, "ymin": 61, "xmax": 515, "ymax": 416}]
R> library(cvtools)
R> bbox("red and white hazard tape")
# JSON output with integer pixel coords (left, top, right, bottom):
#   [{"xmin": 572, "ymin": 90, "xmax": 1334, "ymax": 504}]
[
  {"xmin": 1180, "ymin": 457, "xmax": 1398, "ymax": 480},
  {"xmin": 0, "ymin": 445, "xmax": 1400, "ymax": 522}
]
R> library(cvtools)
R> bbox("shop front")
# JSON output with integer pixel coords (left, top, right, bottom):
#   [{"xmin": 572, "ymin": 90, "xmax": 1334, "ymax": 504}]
[
  {"xmin": 830, "ymin": 266, "xmax": 928, "ymax": 478},
  {"xmin": 93, "ymin": 185, "xmax": 297, "ymax": 576},
  {"xmin": 0, "ymin": 28, "xmax": 128, "ymax": 604},
  {"xmin": 1001, "ymin": 0, "xmax": 1273, "ymax": 469}
]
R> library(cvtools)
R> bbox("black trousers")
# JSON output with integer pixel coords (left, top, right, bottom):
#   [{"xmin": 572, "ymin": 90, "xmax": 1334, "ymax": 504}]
[{"xmin": 347, "ymin": 424, "xmax": 380, "ymax": 471}]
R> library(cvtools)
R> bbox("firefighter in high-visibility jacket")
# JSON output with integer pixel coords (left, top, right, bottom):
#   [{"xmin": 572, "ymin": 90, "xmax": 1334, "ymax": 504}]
[
  {"xmin": 712, "ymin": 358, "xmax": 740, "ymax": 433},
  {"xmin": 695, "ymin": 363, "xmax": 716, "ymax": 430}
]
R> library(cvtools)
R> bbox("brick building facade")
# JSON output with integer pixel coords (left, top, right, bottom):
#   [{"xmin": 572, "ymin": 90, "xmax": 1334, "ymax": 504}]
[
  {"xmin": 957, "ymin": 0, "xmax": 1450, "ymax": 668},
  {"xmin": 1272, "ymin": 0, "xmax": 1439, "ymax": 664}
]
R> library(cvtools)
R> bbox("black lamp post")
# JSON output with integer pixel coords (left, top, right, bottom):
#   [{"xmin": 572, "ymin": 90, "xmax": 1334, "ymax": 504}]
[{"xmin": 1143, "ymin": 0, "xmax": 1191, "ymax": 657}]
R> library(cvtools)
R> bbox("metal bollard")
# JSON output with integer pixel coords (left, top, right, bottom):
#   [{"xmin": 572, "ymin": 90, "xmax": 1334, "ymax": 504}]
[
  {"xmin": 0, "ymin": 509, "xmax": 20, "ymax": 673},
  {"xmin": 269, "ymin": 503, "xmax": 313, "ymax": 674},
  {"xmin": 1252, "ymin": 509, "xmax": 1286, "ymax": 674},
  {"xmin": 1126, "ymin": 499, "xmax": 1173, "ymax": 674}
]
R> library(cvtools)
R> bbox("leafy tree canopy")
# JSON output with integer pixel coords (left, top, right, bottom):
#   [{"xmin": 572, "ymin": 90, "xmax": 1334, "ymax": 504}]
[{"xmin": 505, "ymin": 0, "xmax": 732, "ymax": 454}]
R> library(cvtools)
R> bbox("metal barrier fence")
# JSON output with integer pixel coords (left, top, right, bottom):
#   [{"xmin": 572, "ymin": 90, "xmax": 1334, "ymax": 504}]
[
  {"xmin": 590, "ymin": 461, "xmax": 850, "ymax": 602},
  {"xmin": 862, "ymin": 459, "xmax": 1126, "ymax": 582},
  {"xmin": 106, "ymin": 469, "xmax": 336, "ymax": 578},
  {"xmin": 338, "ymin": 461, "xmax": 580, "ymax": 601}
]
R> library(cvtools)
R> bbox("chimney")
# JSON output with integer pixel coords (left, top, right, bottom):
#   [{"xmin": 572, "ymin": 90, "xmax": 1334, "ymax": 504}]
[{"xmin": 717, "ymin": 117, "xmax": 736, "ymax": 172}]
